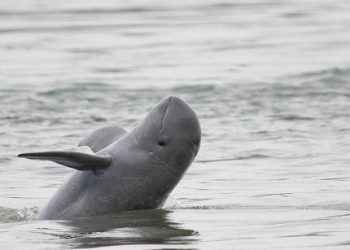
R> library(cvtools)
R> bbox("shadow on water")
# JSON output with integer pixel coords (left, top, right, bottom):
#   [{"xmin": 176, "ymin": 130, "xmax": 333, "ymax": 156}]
[{"xmin": 54, "ymin": 209, "xmax": 197, "ymax": 249}]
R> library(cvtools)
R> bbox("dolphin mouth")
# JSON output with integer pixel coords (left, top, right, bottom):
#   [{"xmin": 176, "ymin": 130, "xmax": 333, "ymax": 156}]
[{"xmin": 159, "ymin": 96, "xmax": 173, "ymax": 132}]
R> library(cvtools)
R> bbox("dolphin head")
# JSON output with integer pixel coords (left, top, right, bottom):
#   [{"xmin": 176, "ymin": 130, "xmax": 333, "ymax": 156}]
[{"xmin": 135, "ymin": 96, "xmax": 201, "ymax": 172}]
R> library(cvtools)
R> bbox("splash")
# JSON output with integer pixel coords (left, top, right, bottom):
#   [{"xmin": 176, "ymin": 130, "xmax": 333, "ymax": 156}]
[{"xmin": 0, "ymin": 206, "xmax": 39, "ymax": 223}]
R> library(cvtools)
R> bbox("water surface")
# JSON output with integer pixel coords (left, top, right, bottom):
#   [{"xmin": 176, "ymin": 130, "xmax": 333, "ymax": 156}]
[{"xmin": 1, "ymin": 0, "xmax": 350, "ymax": 249}]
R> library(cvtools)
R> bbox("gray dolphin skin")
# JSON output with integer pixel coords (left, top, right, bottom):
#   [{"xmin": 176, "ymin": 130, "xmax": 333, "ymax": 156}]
[{"xmin": 18, "ymin": 96, "xmax": 201, "ymax": 220}]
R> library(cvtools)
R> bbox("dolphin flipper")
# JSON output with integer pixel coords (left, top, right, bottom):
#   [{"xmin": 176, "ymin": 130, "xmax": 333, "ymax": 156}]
[
  {"xmin": 18, "ymin": 151, "xmax": 112, "ymax": 171},
  {"xmin": 78, "ymin": 126, "xmax": 127, "ymax": 152}
]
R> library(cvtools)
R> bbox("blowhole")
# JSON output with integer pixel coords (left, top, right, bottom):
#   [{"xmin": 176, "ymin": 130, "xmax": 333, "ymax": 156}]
[{"xmin": 158, "ymin": 140, "xmax": 165, "ymax": 146}]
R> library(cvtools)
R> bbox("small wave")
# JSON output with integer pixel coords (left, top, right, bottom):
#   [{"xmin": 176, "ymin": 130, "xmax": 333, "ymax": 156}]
[
  {"xmin": 175, "ymin": 203, "xmax": 350, "ymax": 211},
  {"xmin": 298, "ymin": 67, "xmax": 350, "ymax": 80},
  {"xmin": 174, "ymin": 204, "xmax": 266, "ymax": 210},
  {"xmin": 0, "ymin": 23, "xmax": 141, "ymax": 34},
  {"xmin": 304, "ymin": 203, "xmax": 350, "ymax": 212},
  {"xmin": 0, "ymin": 206, "xmax": 39, "ymax": 223},
  {"xmin": 196, "ymin": 154, "xmax": 268, "ymax": 163},
  {"xmin": 270, "ymin": 114, "xmax": 315, "ymax": 121},
  {"xmin": 288, "ymin": 67, "xmax": 350, "ymax": 86}
]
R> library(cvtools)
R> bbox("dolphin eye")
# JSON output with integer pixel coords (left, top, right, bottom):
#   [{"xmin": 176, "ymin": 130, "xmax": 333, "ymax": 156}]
[{"xmin": 158, "ymin": 140, "xmax": 165, "ymax": 146}]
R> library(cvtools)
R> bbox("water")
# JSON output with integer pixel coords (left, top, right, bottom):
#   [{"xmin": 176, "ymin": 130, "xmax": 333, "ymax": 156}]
[{"xmin": 1, "ymin": 0, "xmax": 350, "ymax": 249}]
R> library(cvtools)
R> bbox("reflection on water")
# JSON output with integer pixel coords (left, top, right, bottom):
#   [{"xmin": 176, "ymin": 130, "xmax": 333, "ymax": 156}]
[
  {"xmin": 61, "ymin": 209, "xmax": 196, "ymax": 248},
  {"xmin": 0, "ymin": 209, "xmax": 197, "ymax": 249}
]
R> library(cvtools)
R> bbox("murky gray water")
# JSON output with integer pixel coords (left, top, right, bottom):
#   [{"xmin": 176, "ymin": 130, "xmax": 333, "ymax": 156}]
[{"xmin": 1, "ymin": 0, "xmax": 350, "ymax": 249}]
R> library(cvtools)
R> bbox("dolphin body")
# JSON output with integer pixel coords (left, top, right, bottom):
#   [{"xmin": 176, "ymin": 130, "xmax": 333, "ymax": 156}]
[{"xmin": 19, "ymin": 96, "xmax": 201, "ymax": 220}]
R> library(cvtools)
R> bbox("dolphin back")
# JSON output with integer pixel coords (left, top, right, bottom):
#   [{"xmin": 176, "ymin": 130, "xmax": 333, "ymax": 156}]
[{"xmin": 78, "ymin": 125, "xmax": 127, "ymax": 152}]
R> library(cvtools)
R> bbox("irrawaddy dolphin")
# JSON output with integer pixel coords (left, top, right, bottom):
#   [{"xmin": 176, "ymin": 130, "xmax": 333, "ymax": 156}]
[{"xmin": 18, "ymin": 96, "xmax": 201, "ymax": 220}]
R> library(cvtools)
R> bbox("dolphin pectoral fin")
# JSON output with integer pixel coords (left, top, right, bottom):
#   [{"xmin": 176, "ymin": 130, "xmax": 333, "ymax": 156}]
[
  {"xmin": 18, "ymin": 151, "xmax": 112, "ymax": 171},
  {"xmin": 78, "ymin": 125, "xmax": 127, "ymax": 152}
]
